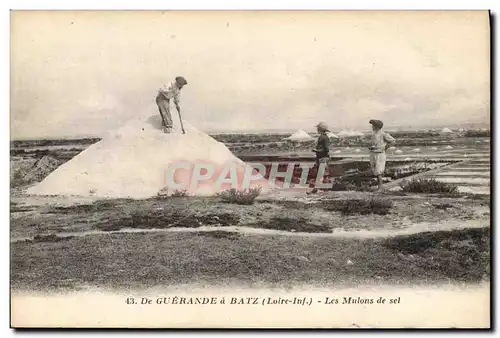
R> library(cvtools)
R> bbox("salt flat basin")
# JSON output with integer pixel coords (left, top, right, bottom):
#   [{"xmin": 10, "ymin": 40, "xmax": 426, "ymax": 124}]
[
  {"xmin": 454, "ymin": 167, "xmax": 491, "ymax": 171},
  {"xmin": 457, "ymin": 186, "xmax": 491, "ymax": 195},
  {"xmin": 11, "ymin": 283, "xmax": 490, "ymax": 328},
  {"xmin": 434, "ymin": 171, "xmax": 490, "ymax": 177},
  {"xmin": 432, "ymin": 177, "xmax": 489, "ymax": 185},
  {"xmin": 12, "ymin": 144, "xmax": 89, "ymax": 151}
]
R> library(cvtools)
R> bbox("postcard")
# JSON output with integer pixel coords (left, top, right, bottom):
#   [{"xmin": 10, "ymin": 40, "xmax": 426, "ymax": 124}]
[{"xmin": 10, "ymin": 10, "xmax": 491, "ymax": 328}]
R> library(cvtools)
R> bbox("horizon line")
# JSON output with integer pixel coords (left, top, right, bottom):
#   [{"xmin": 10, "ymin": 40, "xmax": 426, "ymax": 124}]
[{"xmin": 10, "ymin": 122, "xmax": 491, "ymax": 141}]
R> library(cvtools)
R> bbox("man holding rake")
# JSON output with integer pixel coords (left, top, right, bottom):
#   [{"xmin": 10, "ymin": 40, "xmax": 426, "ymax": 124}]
[{"xmin": 156, "ymin": 76, "xmax": 188, "ymax": 133}]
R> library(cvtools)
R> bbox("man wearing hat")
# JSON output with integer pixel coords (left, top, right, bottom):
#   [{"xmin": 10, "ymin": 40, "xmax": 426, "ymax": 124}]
[
  {"xmin": 156, "ymin": 76, "xmax": 188, "ymax": 133},
  {"xmin": 369, "ymin": 119, "xmax": 396, "ymax": 191},
  {"xmin": 308, "ymin": 121, "xmax": 331, "ymax": 194}
]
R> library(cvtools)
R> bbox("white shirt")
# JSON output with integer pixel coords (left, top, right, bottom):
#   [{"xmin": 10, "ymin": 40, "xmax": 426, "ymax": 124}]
[
  {"xmin": 159, "ymin": 81, "xmax": 181, "ymax": 105},
  {"xmin": 370, "ymin": 130, "xmax": 395, "ymax": 153}
]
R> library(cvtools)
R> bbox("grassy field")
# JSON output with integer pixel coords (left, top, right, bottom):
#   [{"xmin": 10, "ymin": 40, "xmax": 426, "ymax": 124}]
[
  {"xmin": 11, "ymin": 191, "xmax": 490, "ymax": 293},
  {"xmin": 11, "ymin": 224, "xmax": 490, "ymax": 292}
]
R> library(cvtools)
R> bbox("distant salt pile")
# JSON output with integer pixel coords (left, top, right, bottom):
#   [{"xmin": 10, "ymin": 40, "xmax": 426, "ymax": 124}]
[
  {"xmin": 354, "ymin": 148, "xmax": 361, "ymax": 153},
  {"xmin": 326, "ymin": 132, "xmax": 339, "ymax": 139},
  {"xmin": 285, "ymin": 129, "xmax": 313, "ymax": 142},
  {"xmin": 431, "ymin": 147, "xmax": 438, "ymax": 151},
  {"xmin": 333, "ymin": 150, "xmax": 341, "ymax": 153},
  {"xmin": 432, "ymin": 141, "xmax": 438, "ymax": 144},
  {"xmin": 412, "ymin": 148, "xmax": 421, "ymax": 153},
  {"xmin": 445, "ymin": 145, "xmax": 454, "ymax": 150},
  {"xmin": 475, "ymin": 140, "xmax": 482, "ymax": 143},
  {"xmin": 394, "ymin": 150, "xmax": 403, "ymax": 154},
  {"xmin": 27, "ymin": 115, "xmax": 274, "ymax": 199},
  {"xmin": 441, "ymin": 127, "xmax": 453, "ymax": 134},
  {"xmin": 338, "ymin": 130, "xmax": 364, "ymax": 137},
  {"xmin": 404, "ymin": 157, "xmax": 413, "ymax": 161}
]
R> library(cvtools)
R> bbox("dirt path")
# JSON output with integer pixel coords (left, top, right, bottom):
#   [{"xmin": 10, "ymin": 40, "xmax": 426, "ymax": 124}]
[{"xmin": 11, "ymin": 217, "xmax": 487, "ymax": 244}]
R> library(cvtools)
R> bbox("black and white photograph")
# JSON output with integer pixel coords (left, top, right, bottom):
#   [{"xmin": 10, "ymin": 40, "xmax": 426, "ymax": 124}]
[{"xmin": 9, "ymin": 10, "xmax": 491, "ymax": 328}]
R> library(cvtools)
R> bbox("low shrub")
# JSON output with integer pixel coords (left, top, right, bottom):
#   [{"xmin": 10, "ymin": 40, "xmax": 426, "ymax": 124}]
[
  {"xmin": 399, "ymin": 177, "xmax": 459, "ymax": 194},
  {"xmin": 156, "ymin": 188, "xmax": 188, "ymax": 199},
  {"xmin": 171, "ymin": 189, "xmax": 188, "ymax": 197},
  {"xmin": 217, "ymin": 186, "xmax": 262, "ymax": 205}
]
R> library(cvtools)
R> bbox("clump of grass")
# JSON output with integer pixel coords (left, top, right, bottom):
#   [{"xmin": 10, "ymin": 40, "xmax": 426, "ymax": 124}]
[
  {"xmin": 261, "ymin": 216, "xmax": 331, "ymax": 233},
  {"xmin": 217, "ymin": 186, "xmax": 262, "ymax": 205},
  {"xmin": 399, "ymin": 177, "xmax": 459, "ymax": 194},
  {"xmin": 325, "ymin": 197, "xmax": 393, "ymax": 215},
  {"xmin": 171, "ymin": 189, "xmax": 188, "ymax": 197},
  {"xmin": 31, "ymin": 234, "xmax": 74, "ymax": 243},
  {"xmin": 156, "ymin": 188, "xmax": 188, "ymax": 199}
]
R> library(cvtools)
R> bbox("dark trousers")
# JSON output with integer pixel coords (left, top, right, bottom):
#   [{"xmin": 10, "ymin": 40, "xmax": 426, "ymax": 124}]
[
  {"xmin": 313, "ymin": 157, "xmax": 330, "ymax": 184},
  {"xmin": 156, "ymin": 93, "xmax": 173, "ymax": 128}
]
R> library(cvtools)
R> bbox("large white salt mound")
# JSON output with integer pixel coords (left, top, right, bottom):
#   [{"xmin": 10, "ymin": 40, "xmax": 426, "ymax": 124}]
[
  {"xmin": 285, "ymin": 129, "xmax": 312, "ymax": 141},
  {"xmin": 27, "ymin": 115, "xmax": 274, "ymax": 199},
  {"xmin": 441, "ymin": 127, "xmax": 453, "ymax": 134}
]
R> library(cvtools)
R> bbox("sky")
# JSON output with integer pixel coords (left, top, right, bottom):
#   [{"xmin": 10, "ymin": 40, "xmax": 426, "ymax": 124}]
[{"xmin": 10, "ymin": 10, "xmax": 490, "ymax": 139}]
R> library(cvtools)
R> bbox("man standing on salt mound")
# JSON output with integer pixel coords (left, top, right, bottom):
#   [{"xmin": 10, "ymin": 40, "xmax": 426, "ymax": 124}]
[{"xmin": 155, "ymin": 76, "xmax": 188, "ymax": 133}]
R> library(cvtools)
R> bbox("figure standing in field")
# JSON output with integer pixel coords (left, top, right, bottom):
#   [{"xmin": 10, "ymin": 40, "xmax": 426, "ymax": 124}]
[
  {"xmin": 308, "ymin": 121, "xmax": 331, "ymax": 194},
  {"xmin": 368, "ymin": 119, "xmax": 396, "ymax": 191},
  {"xmin": 156, "ymin": 76, "xmax": 188, "ymax": 133}
]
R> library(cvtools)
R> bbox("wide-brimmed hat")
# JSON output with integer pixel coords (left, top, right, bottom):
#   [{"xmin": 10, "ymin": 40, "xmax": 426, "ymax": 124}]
[
  {"xmin": 369, "ymin": 119, "xmax": 384, "ymax": 129},
  {"xmin": 175, "ymin": 76, "xmax": 188, "ymax": 86},
  {"xmin": 315, "ymin": 121, "xmax": 330, "ymax": 132}
]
